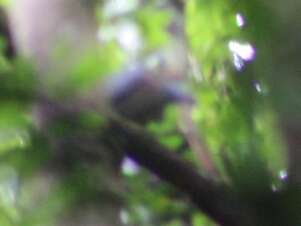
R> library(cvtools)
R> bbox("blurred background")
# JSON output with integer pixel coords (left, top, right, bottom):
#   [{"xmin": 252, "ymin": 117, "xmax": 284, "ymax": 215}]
[{"xmin": 0, "ymin": 0, "xmax": 300, "ymax": 225}]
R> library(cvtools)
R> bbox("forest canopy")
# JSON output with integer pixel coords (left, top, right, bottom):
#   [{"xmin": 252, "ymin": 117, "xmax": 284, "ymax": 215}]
[{"xmin": 0, "ymin": 0, "xmax": 300, "ymax": 226}]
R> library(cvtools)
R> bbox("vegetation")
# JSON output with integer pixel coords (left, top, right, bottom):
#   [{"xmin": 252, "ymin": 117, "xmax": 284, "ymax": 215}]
[{"xmin": 0, "ymin": 0, "xmax": 300, "ymax": 226}]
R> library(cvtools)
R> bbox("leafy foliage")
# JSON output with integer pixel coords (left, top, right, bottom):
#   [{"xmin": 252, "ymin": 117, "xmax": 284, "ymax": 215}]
[{"xmin": 0, "ymin": 0, "xmax": 300, "ymax": 226}]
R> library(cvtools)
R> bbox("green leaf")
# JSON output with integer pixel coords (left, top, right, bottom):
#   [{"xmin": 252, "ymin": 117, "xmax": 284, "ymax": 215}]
[
  {"xmin": 136, "ymin": 6, "xmax": 171, "ymax": 50},
  {"xmin": 192, "ymin": 212, "xmax": 215, "ymax": 226}
]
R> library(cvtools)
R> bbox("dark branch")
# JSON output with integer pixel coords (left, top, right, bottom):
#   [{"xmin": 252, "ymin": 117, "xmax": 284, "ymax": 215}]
[
  {"xmin": 109, "ymin": 118, "xmax": 256, "ymax": 226},
  {"xmin": 0, "ymin": 9, "xmax": 15, "ymax": 58}
]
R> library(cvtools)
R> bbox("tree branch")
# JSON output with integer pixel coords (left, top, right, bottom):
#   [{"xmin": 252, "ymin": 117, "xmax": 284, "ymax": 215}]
[
  {"xmin": 109, "ymin": 118, "xmax": 256, "ymax": 226},
  {"xmin": 0, "ymin": 8, "xmax": 15, "ymax": 58}
]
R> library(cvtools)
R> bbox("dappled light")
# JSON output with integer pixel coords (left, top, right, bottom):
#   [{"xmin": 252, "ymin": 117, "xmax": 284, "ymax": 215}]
[
  {"xmin": 235, "ymin": 13, "xmax": 245, "ymax": 28},
  {"xmin": 121, "ymin": 157, "xmax": 140, "ymax": 176},
  {"xmin": 228, "ymin": 40, "xmax": 256, "ymax": 70}
]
